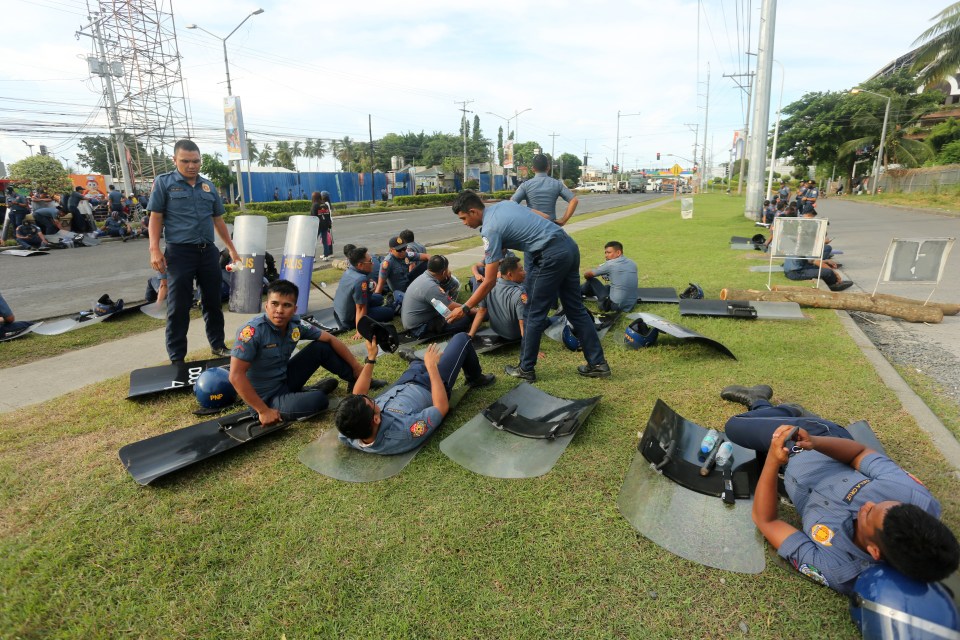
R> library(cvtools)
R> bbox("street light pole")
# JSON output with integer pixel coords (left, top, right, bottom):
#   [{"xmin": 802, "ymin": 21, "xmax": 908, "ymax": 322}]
[
  {"xmin": 851, "ymin": 88, "xmax": 892, "ymax": 195},
  {"xmin": 186, "ymin": 9, "xmax": 264, "ymax": 211},
  {"xmin": 615, "ymin": 110, "xmax": 641, "ymax": 181}
]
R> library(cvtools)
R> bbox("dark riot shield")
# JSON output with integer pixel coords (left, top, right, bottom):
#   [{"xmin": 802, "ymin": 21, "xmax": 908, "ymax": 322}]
[
  {"xmin": 617, "ymin": 399, "xmax": 765, "ymax": 574},
  {"xmin": 624, "ymin": 312, "xmax": 736, "ymax": 359},
  {"xmin": 636, "ymin": 287, "xmax": 680, "ymax": 304},
  {"xmin": 127, "ymin": 357, "xmax": 231, "ymax": 399},
  {"xmin": 679, "ymin": 299, "xmax": 806, "ymax": 321}
]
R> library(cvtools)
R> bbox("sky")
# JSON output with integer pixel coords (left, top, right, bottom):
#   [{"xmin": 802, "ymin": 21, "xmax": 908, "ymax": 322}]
[{"xmin": 0, "ymin": 0, "xmax": 951, "ymax": 179}]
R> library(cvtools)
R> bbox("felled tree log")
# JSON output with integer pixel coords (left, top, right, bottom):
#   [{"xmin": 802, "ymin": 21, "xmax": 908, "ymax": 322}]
[
  {"xmin": 770, "ymin": 285, "xmax": 959, "ymax": 316},
  {"xmin": 720, "ymin": 288, "xmax": 944, "ymax": 324}
]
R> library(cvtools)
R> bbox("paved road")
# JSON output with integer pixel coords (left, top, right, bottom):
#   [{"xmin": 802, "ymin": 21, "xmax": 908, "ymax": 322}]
[
  {"xmin": 817, "ymin": 197, "xmax": 960, "ymax": 362},
  {"xmin": 0, "ymin": 193, "xmax": 661, "ymax": 321}
]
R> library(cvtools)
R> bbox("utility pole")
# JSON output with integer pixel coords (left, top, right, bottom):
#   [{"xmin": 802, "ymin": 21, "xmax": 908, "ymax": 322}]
[
  {"xmin": 368, "ymin": 114, "xmax": 375, "ymax": 203},
  {"xmin": 701, "ymin": 64, "xmax": 711, "ymax": 192},
  {"xmin": 455, "ymin": 99, "xmax": 474, "ymax": 189},
  {"xmin": 684, "ymin": 123, "xmax": 700, "ymax": 166},
  {"xmin": 83, "ymin": 14, "xmax": 133, "ymax": 195},
  {"xmin": 745, "ymin": 0, "xmax": 778, "ymax": 219},
  {"xmin": 724, "ymin": 70, "xmax": 755, "ymax": 195},
  {"xmin": 549, "ymin": 132, "xmax": 559, "ymax": 177}
]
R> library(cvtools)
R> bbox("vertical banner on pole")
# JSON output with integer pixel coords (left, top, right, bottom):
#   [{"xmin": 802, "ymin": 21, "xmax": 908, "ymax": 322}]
[
  {"xmin": 229, "ymin": 215, "xmax": 267, "ymax": 313},
  {"xmin": 279, "ymin": 215, "xmax": 320, "ymax": 314},
  {"xmin": 223, "ymin": 97, "xmax": 249, "ymax": 161}
]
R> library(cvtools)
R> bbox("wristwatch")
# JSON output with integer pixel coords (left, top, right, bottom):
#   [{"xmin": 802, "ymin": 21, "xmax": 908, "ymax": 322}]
[
  {"xmin": 364, "ymin": 358, "xmax": 376, "ymax": 365},
  {"xmin": 461, "ymin": 304, "xmax": 472, "ymax": 314}
]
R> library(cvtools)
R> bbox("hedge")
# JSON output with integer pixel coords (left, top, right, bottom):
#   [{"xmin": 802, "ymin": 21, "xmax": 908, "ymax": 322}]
[{"xmin": 393, "ymin": 191, "xmax": 512, "ymax": 207}]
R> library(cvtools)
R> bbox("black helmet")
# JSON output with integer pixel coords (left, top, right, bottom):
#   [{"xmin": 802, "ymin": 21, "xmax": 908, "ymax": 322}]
[{"xmin": 679, "ymin": 283, "xmax": 704, "ymax": 300}]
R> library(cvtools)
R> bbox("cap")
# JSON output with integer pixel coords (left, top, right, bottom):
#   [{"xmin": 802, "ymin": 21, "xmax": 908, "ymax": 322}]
[{"xmin": 389, "ymin": 235, "xmax": 407, "ymax": 250}]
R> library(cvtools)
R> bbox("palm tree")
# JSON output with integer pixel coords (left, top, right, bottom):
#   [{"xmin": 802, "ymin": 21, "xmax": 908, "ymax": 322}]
[
  {"xmin": 304, "ymin": 138, "xmax": 316, "ymax": 171},
  {"xmin": 258, "ymin": 143, "xmax": 273, "ymax": 167},
  {"xmin": 292, "ymin": 140, "xmax": 303, "ymax": 171},
  {"xmin": 912, "ymin": 2, "xmax": 960, "ymax": 87},
  {"xmin": 313, "ymin": 139, "xmax": 326, "ymax": 170},
  {"xmin": 839, "ymin": 91, "xmax": 935, "ymax": 168},
  {"xmin": 337, "ymin": 136, "xmax": 355, "ymax": 172},
  {"xmin": 330, "ymin": 139, "xmax": 341, "ymax": 172},
  {"xmin": 247, "ymin": 140, "xmax": 260, "ymax": 165},
  {"xmin": 274, "ymin": 141, "xmax": 295, "ymax": 171}
]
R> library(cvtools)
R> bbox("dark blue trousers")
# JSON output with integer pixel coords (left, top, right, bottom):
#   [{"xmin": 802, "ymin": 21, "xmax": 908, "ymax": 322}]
[
  {"xmin": 724, "ymin": 400, "xmax": 853, "ymax": 455},
  {"xmin": 165, "ymin": 243, "xmax": 225, "ymax": 361},
  {"xmin": 265, "ymin": 340, "xmax": 356, "ymax": 419},
  {"xmin": 785, "ymin": 266, "xmax": 838, "ymax": 286},
  {"xmin": 395, "ymin": 332, "xmax": 482, "ymax": 395},
  {"xmin": 521, "ymin": 235, "xmax": 605, "ymax": 371}
]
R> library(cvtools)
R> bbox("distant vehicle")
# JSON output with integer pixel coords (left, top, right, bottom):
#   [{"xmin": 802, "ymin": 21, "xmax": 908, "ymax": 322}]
[
  {"xmin": 577, "ymin": 181, "xmax": 611, "ymax": 193},
  {"xmin": 616, "ymin": 180, "xmax": 630, "ymax": 194},
  {"xmin": 628, "ymin": 175, "xmax": 647, "ymax": 193}
]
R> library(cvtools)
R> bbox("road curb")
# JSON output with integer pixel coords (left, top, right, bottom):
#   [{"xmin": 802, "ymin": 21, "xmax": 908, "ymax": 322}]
[{"xmin": 836, "ymin": 309, "xmax": 960, "ymax": 475}]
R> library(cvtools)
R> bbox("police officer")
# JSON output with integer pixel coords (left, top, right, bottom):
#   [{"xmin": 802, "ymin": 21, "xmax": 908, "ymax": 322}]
[
  {"xmin": 511, "ymin": 153, "xmax": 578, "ymax": 226},
  {"xmin": 66, "ymin": 186, "xmax": 90, "ymax": 233},
  {"xmin": 801, "ymin": 179, "xmax": 819, "ymax": 213},
  {"xmin": 15, "ymin": 219, "xmax": 48, "ymax": 250},
  {"xmin": 374, "ymin": 235, "xmax": 413, "ymax": 295},
  {"xmin": 400, "ymin": 255, "xmax": 474, "ymax": 338},
  {"xmin": 229, "ymin": 280, "xmax": 372, "ymax": 426},
  {"xmin": 580, "ymin": 240, "xmax": 639, "ymax": 313},
  {"xmin": 5, "ymin": 187, "xmax": 30, "ymax": 230},
  {"xmin": 450, "ymin": 190, "xmax": 610, "ymax": 381},
  {"xmin": 720, "ymin": 384, "xmax": 959, "ymax": 594},
  {"xmin": 333, "ymin": 245, "xmax": 394, "ymax": 340},
  {"xmin": 107, "ymin": 184, "xmax": 123, "ymax": 215},
  {"xmin": 398, "ymin": 229, "xmax": 430, "ymax": 281},
  {"xmin": 468, "ymin": 255, "xmax": 527, "ymax": 341},
  {"xmin": 334, "ymin": 333, "xmax": 495, "ymax": 455},
  {"xmin": 147, "ymin": 139, "xmax": 240, "ymax": 364}
]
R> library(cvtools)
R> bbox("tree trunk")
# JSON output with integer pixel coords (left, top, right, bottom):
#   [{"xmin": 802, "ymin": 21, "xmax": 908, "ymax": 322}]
[
  {"xmin": 770, "ymin": 285, "xmax": 959, "ymax": 316},
  {"xmin": 720, "ymin": 288, "xmax": 943, "ymax": 324}
]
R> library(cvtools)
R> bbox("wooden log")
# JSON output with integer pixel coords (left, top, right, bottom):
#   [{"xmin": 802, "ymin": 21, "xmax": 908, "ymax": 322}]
[
  {"xmin": 770, "ymin": 285, "xmax": 960, "ymax": 316},
  {"xmin": 720, "ymin": 288, "xmax": 944, "ymax": 324}
]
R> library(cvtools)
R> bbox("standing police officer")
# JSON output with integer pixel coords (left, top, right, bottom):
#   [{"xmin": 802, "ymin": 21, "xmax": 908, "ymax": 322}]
[
  {"xmin": 147, "ymin": 139, "xmax": 240, "ymax": 364},
  {"xmin": 511, "ymin": 154, "xmax": 578, "ymax": 226},
  {"xmin": 449, "ymin": 190, "xmax": 610, "ymax": 381}
]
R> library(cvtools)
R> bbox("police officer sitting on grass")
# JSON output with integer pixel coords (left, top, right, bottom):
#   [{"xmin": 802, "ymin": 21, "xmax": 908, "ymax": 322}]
[
  {"xmin": 468, "ymin": 255, "xmax": 528, "ymax": 341},
  {"xmin": 333, "ymin": 245, "xmax": 394, "ymax": 341},
  {"xmin": 334, "ymin": 332, "xmax": 495, "ymax": 455},
  {"xmin": 720, "ymin": 383, "xmax": 960, "ymax": 594},
  {"xmin": 400, "ymin": 255, "xmax": 475, "ymax": 338},
  {"xmin": 580, "ymin": 240, "xmax": 639, "ymax": 313},
  {"xmin": 374, "ymin": 235, "xmax": 413, "ymax": 297},
  {"xmin": 229, "ymin": 280, "xmax": 382, "ymax": 427}
]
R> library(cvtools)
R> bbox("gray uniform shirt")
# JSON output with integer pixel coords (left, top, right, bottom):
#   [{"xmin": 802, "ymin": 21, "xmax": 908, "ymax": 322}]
[
  {"xmin": 400, "ymin": 271, "xmax": 452, "ymax": 331},
  {"xmin": 593, "ymin": 255, "xmax": 639, "ymax": 311},
  {"xmin": 480, "ymin": 278, "xmax": 526, "ymax": 341},
  {"xmin": 511, "ymin": 172, "xmax": 575, "ymax": 220}
]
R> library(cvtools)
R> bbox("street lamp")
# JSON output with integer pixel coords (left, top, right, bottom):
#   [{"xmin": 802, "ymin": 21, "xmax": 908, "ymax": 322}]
[
  {"xmin": 186, "ymin": 9, "xmax": 264, "ymax": 210},
  {"xmin": 486, "ymin": 108, "xmax": 531, "ymax": 184},
  {"xmin": 850, "ymin": 87, "xmax": 891, "ymax": 195},
  {"xmin": 615, "ymin": 110, "xmax": 641, "ymax": 181},
  {"xmin": 22, "ymin": 140, "xmax": 34, "ymax": 156}
]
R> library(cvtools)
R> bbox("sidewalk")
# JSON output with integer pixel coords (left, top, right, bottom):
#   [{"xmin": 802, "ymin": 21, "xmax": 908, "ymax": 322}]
[{"xmin": 0, "ymin": 199, "xmax": 670, "ymax": 413}]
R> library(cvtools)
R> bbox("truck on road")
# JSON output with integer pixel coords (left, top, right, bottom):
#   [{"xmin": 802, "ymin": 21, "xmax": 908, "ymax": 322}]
[{"xmin": 628, "ymin": 175, "xmax": 647, "ymax": 193}]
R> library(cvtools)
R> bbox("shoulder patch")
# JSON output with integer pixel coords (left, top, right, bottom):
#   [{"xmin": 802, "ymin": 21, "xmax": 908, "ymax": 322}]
[
  {"xmin": 410, "ymin": 420, "xmax": 427, "ymax": 437},
  {"xmin": 238, "ymin": 325, "xmax": 255, "ymax": 343},
  {"xmin": 907, "ymin": 472, "xmax": 926, "ymax": 487},
  {"xmin": 482, "ymin": 236, "xmax": 490, "ymax": 251},
  {"xmin": 798, "ymin": 563, "xmax": 829, "ymax": 588},
  {"xmin": 811, "ymin": 524, "xmax": 834, "ymax": 547},
  {"xmin": 520, "ymin": 292, "xmax": 528, "ymax": 304},
  {"xmin": 361, "ymin": 281, "xmax": 368, "ymax": 291}
]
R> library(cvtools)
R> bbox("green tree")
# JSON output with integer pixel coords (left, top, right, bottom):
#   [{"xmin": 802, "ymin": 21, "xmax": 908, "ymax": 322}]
[
  {"xmin": 911, "ymin": 2, "xmax": 960, "ymax": 87},
  {"xmin": 258, "ymin": 143, "xmax": 273, "ymax": 167},
  {"xmin": 9, "ymin": 155, "xmax": 72, "ymax": 195},
  {"xmin": 928, "ymin": 117, "xmax": 960, "ymax": 152},
  {"xmin": 558, "ymin": 153, "xmax": 582, "ymax": 182},
  {"xmin": 200, "ymin": 153, "xmax": 233, "ymax": 191},
  {"xmin": 247, "ymin": 140, "xmax": 260, "ymax": 165},
  {"xmin": 472, "ymin": 115, "xmax": 482, "ymax": 144},
  {"xmin": 274, "ymin": 141, "xmax": 295, "ymax": 171},
  {"xmin": 937, "ymin": 139, "xmax": 960, "ymax": 163}
]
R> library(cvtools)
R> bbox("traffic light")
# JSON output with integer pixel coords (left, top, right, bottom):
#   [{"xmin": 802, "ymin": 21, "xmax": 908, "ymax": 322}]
[
  {"xmin": 612, "ymin": 164, "xmax": 618, "ymax": 172},
  {"xmin": 656, "ymin": 152, "xmax": 660, "ymax": 160}
]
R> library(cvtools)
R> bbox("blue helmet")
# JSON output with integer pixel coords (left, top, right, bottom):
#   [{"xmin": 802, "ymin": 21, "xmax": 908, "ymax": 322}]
[
  {"xmin": 679, "ymin": 283, "xmax": 704, "ymax": 300},
  {"xmin": 624, "ymin": 318, "xmax": 659, "ymax": 349},
  {"xmin": 194, "ymin": 367, "xmax": 237, "ymax": 409},
  {"xmin": 561, "ymin": 323, "xmax": 581, "ymax": 351},
  {"xmin": 850, "ymin": 565, "xmax": 960, "ymax": 640},
  {"xmin": 94, "ymin": 294, "xmax": 124, "ymax": 317}
]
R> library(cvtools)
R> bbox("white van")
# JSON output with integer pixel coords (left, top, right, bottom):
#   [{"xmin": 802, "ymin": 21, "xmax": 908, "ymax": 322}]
[{"xmin": 578, "ymin": 182, "xmax": 611, "ymax": 193}]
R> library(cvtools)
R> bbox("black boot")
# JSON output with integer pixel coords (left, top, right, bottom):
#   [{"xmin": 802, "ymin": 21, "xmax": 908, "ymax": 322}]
[{"xmin": 720, "ymin": 384, "xmax": 773, "ymax": 408}]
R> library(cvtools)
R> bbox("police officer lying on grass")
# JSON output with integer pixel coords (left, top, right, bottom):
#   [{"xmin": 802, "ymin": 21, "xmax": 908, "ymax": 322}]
[
  {"xmin": 334, "ymin": 332, "xmax": 495, "ymax": 455},
  {"xmin": 229, "ymin": 280, "xmax": 381, "ymax": 427},
  {"xmin": 720, "ymin": 384, "xmax": 959, "ymax": 594}
]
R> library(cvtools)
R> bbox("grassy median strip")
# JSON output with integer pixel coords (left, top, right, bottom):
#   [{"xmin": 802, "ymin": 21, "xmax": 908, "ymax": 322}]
[{"xmin": 1, "ymin": 194, "xmax": 958, "ymax": 638}]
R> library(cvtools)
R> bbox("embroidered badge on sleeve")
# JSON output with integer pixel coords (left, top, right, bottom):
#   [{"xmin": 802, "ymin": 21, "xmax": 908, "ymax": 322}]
[
  {"xmin": 410, "ymin": 420, "xmax": 427, "ymax": 437},
  {"xmin": 238, "ymin": 325, "xmax": 255, "ymax": 343}
]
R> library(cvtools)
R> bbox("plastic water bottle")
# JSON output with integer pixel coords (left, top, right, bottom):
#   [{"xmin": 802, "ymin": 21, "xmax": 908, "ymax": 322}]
[
  {"xmin": 700, "ymin": 429, "xmax": 720, "ymax": 454},
  {"xmin": 430, "ymin": 297, "xmax": 449, "ymax": 317},
  {"xmin": 715, "ymin": 442, "xmax": 734, "ymax": 467},
  {"xmin": 225, "ymin": 260, "xmax": 243, "ymax": 273}
]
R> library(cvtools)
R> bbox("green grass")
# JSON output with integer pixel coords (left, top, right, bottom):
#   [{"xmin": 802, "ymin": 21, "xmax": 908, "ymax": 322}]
[
  {"xmin": 850, "ymin": 190, "xmax": 960, "ymax": 216},
  {"xmin": 895, "ymin": 364, "xmax": 960, "ymax": 442},
  {"xmin": 2, "ymin": 193, "xmax": 958, "ymax": 638}
]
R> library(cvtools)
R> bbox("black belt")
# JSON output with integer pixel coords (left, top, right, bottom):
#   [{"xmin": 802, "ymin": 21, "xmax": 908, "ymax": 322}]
[{"xmin": 170, "ymin": 242, "xmax": 214, "ymax": 249}]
